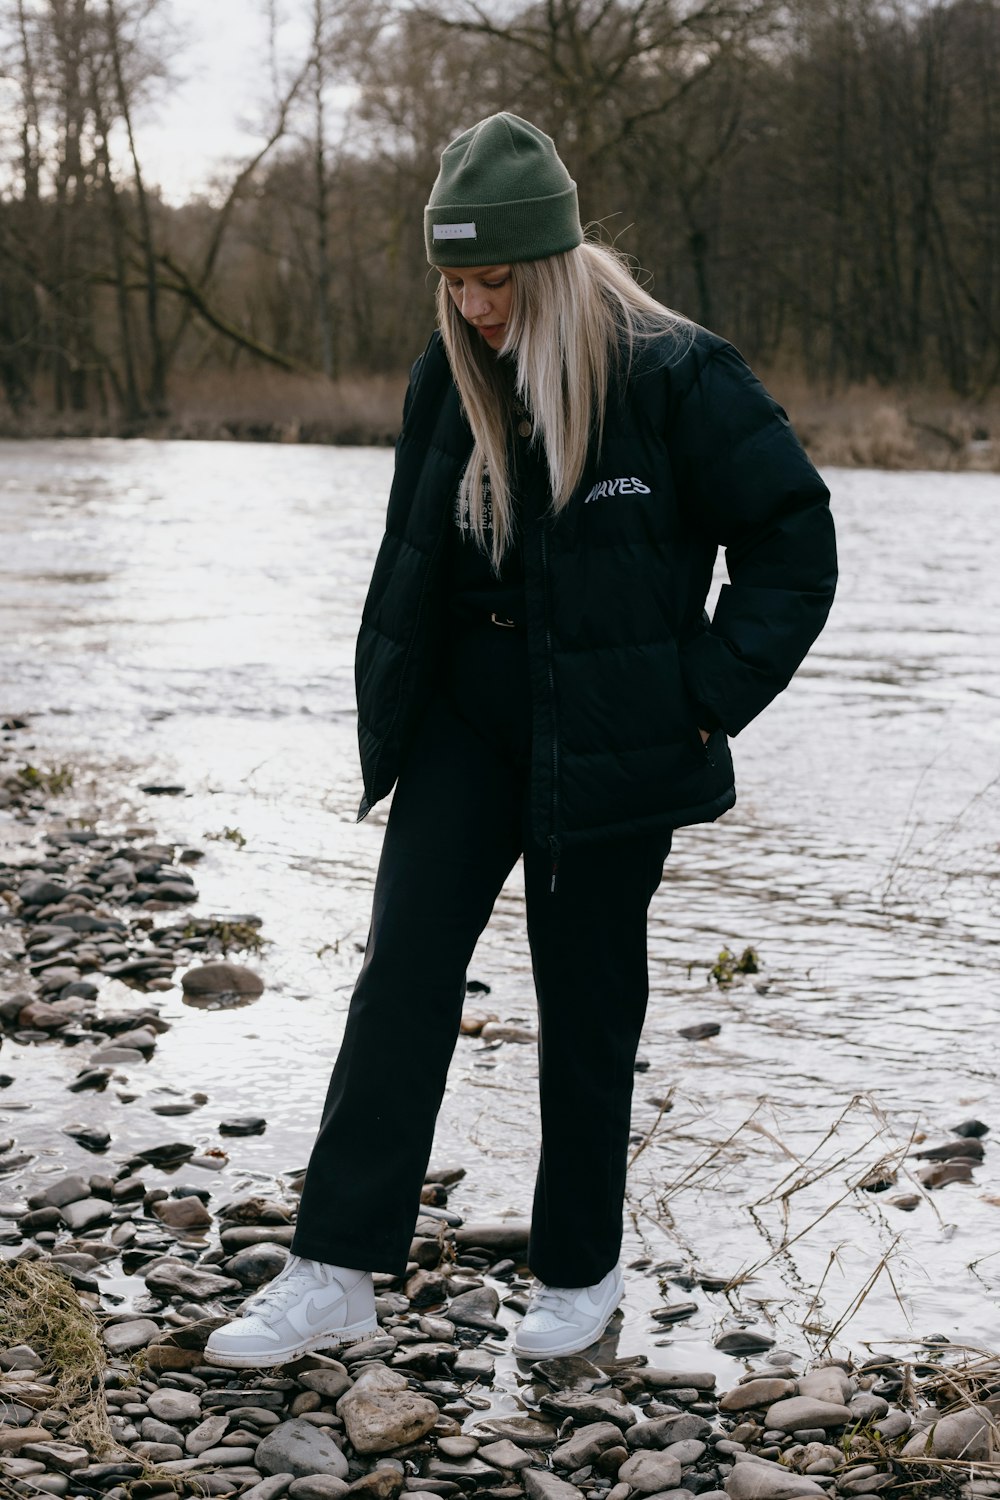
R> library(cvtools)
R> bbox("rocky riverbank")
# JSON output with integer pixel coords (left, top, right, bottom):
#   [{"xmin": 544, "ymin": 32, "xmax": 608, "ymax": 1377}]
[{"xmin": 3, "ymin": 722, "xmax": 1000, "ymax": 1500}]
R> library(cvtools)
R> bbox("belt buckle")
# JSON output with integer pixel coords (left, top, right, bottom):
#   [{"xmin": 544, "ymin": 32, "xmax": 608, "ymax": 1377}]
[{"xmin": 490, "ymin": 612, "xmax": 516, "ymax": 629}]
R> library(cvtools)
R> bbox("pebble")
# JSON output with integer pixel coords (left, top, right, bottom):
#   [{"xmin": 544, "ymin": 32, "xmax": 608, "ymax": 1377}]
[
  {"xmin": 523, "ymin": 1473, "xmax": 587, "ymax": 1500},
  {"xmin": 478, "ymin": 1440, "xmax": 533, "ymax": 1471},
  {"xmin": 552, "ymin": 1423, "xmax": 626, "ymax": 1469},
  {"xmin": 182, "ymin": 962, "xmax": 265, "ymax": 999},
  {"xmin": 288, "ymin": 1479, "xmax": 351, "ymax": 1500},
  {"xmin": 720, "ymin": 1381, "xmax": 796, "ymax": 1413},
  {"xmin": 255, "ymin": 1419, "xmax": 349, "ymax": 1479},
  {"xmin": 146, "ymin": 1387, "xmax": 203, "ymax": 1422}
]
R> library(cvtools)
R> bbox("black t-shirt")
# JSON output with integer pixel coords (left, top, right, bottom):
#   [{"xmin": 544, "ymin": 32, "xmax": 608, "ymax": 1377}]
[{"xmin": 448, "ymin": 453, "xmax": 527, "ymax": 630}]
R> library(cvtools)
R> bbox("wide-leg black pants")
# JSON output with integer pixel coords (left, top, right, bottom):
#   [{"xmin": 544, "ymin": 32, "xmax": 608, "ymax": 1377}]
[{"xmin": 290, "ymin": 624, "xmax": 671, "ymax": 1286}]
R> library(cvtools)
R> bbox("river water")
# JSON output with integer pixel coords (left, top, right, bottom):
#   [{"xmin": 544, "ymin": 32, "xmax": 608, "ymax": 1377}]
[{"xmin": 1, "ymin": 439, "xmax": 998, "ymax": 1389}]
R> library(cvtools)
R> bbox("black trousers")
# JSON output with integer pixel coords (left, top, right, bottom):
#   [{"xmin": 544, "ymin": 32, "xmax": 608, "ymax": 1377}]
[{"xmin": 290, "ymin": 623, "xmax": 671, "ymax": 1286}]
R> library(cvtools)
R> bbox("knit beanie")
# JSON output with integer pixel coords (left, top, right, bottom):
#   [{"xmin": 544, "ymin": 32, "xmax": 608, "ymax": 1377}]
[{"xmin": 425, "ymin": 112, "xmax": 582, "ymax": 266}]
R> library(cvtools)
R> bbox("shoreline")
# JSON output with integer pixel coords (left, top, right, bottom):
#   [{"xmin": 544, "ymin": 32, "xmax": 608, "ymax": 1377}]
[
  {"xmin": 3, "ymin": 723, "xmax": 1000, "ymax": 1498},
  {"xmin": 0, "ymin": 375, "xmax": 996, "ymax": 473}
]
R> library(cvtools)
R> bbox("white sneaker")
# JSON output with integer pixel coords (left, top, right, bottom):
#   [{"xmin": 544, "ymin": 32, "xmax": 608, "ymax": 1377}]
[
  {"xmin": 204, "ymin": 1254, "xmax": 378, "ymax": 1368},
  {"xmin": 512, "ymin": 1264, "xmax": 624, "ymax": 1359}
]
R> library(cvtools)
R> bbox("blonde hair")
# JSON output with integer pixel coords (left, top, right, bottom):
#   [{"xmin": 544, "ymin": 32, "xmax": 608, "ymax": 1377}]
[{"xmin": 436, "ymin": 240, "xmax": 691, "ymax": 568}]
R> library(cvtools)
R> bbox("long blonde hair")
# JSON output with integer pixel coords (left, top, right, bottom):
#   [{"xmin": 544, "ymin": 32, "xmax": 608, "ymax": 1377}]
[{"xmin": 436, "ymin": 240, "xmax": 691, "ymax": 568}]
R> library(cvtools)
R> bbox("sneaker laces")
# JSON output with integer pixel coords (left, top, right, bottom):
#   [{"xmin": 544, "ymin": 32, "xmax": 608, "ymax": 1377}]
[
  {"xmin": 244, "ymin": 1257, "xmax": 332, "ymax": 1318},
  {"xmin": 526, "ymin": 1284, "xmax": 578, "ymax": 1319}
]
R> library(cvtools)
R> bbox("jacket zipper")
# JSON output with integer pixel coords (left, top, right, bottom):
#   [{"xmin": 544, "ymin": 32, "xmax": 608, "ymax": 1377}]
[{"xmin": 540, "ymin": 526, "xmax": 562, "ymax": 893}]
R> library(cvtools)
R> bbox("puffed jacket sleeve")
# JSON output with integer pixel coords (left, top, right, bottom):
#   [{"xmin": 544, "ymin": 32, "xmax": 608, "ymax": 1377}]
[{"xmin": 669, "ymin": 339, "xmax": 838, "ymax": 736}]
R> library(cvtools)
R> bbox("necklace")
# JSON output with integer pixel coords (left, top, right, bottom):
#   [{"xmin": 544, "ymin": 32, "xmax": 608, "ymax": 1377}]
[{"xmin": 513, "ymin": 395, "xmax": 533, "ymax": 439}]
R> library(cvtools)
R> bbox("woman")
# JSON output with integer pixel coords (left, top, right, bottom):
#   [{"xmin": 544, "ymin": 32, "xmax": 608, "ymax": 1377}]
[{"xmin": 206, "ymin": 113, "xmax": 836, "ymax": 1368}]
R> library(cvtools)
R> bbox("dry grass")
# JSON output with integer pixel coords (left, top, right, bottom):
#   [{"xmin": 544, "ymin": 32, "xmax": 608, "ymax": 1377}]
[
  {"xmin": 1, "ymin": 362, "xmax": 997, "ymax": 466},
  {"xmin": 765, "ymin": 369, "xmax": 1000, "ymax": 471},
  {"xmin": 0, "ymin": 1259, "xmax": 121, "ymax": 1454}
]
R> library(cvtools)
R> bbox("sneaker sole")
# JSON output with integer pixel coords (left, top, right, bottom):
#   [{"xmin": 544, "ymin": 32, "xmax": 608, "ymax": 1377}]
[
  {"xmin": 203, "ymin": 1318, "xmax": 380, "ymax": 1369},
  {"xmin": 512, "ymin": 1279, "xmax": 624, "ymax": 1360}
]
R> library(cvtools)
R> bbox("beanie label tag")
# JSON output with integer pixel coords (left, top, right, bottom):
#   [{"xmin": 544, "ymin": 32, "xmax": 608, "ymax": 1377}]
[{"xmin": 433, "ymin": 222, "xmax": 476, "ymax": 241}]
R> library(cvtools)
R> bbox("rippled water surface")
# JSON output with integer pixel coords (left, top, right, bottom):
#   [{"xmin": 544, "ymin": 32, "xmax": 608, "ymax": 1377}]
[{"xmin": 1, "ymin": 440, "xmax": 998, "ymax": 1385}]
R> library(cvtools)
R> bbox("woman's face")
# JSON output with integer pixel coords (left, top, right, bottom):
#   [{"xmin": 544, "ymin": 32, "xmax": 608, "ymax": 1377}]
[{"xmin": 437, "ymin": 264, "xmax": 513, "ymax": 348}]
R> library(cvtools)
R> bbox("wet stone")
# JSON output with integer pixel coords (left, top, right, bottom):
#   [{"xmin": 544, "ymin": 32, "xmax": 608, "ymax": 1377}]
[
  {"xmin": 715, "ymin": 1331, "xmax": 775, "ymax": 1356},
  {"xmin": 60, "ymin": 1197, "xmax": 113, "ymax": 1231},
  {"xmin": 255, "ymin": 1419, "xmax": 349, "ymax": 1479},
  {"xmin": 102, "ymin": 1319, "xmax": 161, "ymax": 1354},
  {"xmin": 182, "ymin": 963, "xmax": 265, "ymax": 999},
  {"xmin": 764, "ymin": 1399, "xmax": 851, "ymax": 1433},
  {"xmin": 337, "ymin": 1365, "xmax": 439, "ymax": 1454},
  {"xmin": 541, "ymin": 1392, "xmax": 632, "ymax": 1431},
  {"xmin": 220, "ymin": 1116, "xmax": 267, "ymax": 1135}
]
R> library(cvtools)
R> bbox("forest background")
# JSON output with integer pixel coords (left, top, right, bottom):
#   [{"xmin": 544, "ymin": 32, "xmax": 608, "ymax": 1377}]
[{"xmin": 0, "ymin": 0, "xmax": 997, "ymax": 469}]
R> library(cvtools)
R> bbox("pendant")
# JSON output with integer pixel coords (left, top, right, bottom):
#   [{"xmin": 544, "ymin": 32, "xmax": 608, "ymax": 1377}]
[{"xmin": 517, "ymin": 418, "xmax": 532, "ymax": 438}]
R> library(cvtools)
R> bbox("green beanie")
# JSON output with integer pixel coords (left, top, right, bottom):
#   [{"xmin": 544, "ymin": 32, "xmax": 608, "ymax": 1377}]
[{"xmin": 425, "ymin": 112, "xmax": 582, "ymax": 267}]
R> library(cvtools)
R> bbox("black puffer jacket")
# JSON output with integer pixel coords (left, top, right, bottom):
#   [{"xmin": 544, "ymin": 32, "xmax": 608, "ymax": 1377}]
[{"xmin": 355, "ymin": 324, "xmax": 837, "ymax": 852}]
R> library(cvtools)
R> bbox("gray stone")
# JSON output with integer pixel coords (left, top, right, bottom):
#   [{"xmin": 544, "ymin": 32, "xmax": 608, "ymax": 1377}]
[
  {"xmin": 141, "ymin": 1419, "xmax": 185, "ymax": 1446},
  {"xmin": 848, "ymin": 1394, "xmax": 889, "ymax": 1422},
  {"xmin": 928, "ymin": 1407, "xmax": 994, "ymax": 1460},
  {"xmin": 144, "ymin": 1257, "xmax": 241, "ymax": 1299},
  {"xmin": 553, "ymin": 1423, "xmax": 625, "ymax": 1470},
  {"xmin": 146, "ymin": 1388, "xmax": 203, "ymax": 1423},
  {"xmin": 424, "ymin": 1458, "xmax": 501, "ymax": 1486},
  {"xmin": 663, "ymin": 1440, "xmax": 705, "ymax": 1465},
  {"xmin": 288, "ymin": 1479, "xmax": 350, "ymax": 1500},
  {"xmin": 724, "ymin": 1461, "xmax": 825, "ymax": 1500},
  {"xmin": 619, "ymin": 1452, "xmax": 683, "ymax": 1493},
  {"xmin": 764, "ymin": 1398, "xmax": 851, "ymax": 1433},
  {"xmin": 227, "ymin": 1243, "xmax": 289, "ymax": 1287},
  {"xmin": 474, "ymin": 1416, "xmax": 559, "ymax": 1447},
  {"xmin": 523, "ymin": 1471, "xmax": 586, "ymax": 1500},
  {"xmin": 131, "ymin": 1442, "xmax": 184, "ymax": 1463},
  {"xmin": 642, "ymin": 1371, "xmax": 717, "ymax": 1393},
  {"xmin": 297, "ymin": 1367, "xmax": 353, "ymax": 1401},
  {"xmin": 627, "ymin": 1415, "xmax": 711, "ymax": 1450},
  {"xmin": 152, "ymin": 1195, "xmax": 213, "ymax": 1230},
  {"xmin": 797, "ymin": 1370, "xmax": 852, "ymax": 1405},
  {"xmin": 336, "ymin": 1365, "xmax": 439, "ymax": 1455},
  {"xmin": 256, "ymin": 1419, "xmax": 349, "ymax": 1479},
  {"xmin": 182, "ymin": 963, "xmax": 265, "ymax": 999},
  {"xmin": 437, "ymin": 1437, "xmax": 480, "ymax": 1459},
  {"xmin": 447, "ymin": 1285, "xmax": 504, "ymax": 1333},
  {"xmin": 190, "ymin": 1445, "xmax": 257, "ymax": 1465},
  {"xmin": 102, "ymin": 1319, "xmax": 161, "ymax": 1354},
  {"xmin": 715, "ymin": 1331, "xmax": 775, "ymax": 1356},
  {"xmin": 720, "ymin": 1381, "xmax": 797, "ymax": 1413},
  {"xmin": 19, "ymin": 1443, "xmax": 90, "ymax": 1472},
  {"xmin": 239, "ymin": 1478, "xmax": 295, "ymax": 1500},
  {"xmin": 186, "ymin": 1415, "xmax": 230, "ymax": 1455},
  {"xmin": 541, "ymin": 1391, "xmax": 632, "ymax": 1431},
  {"xmin": 453, "ymin": 1347, "xmax": 496, "ymax": 1383},
  {"xmin": 37, "ymin": 1175, "xmax": 91, "ymax": 1209},
  {"xmin": 477, "ymin": 1440, "xmax": 532, "ymax": 1471},
  {"xmin": 873, "ymin": 1411, "xmax": 910, "ymax": 1440},
  {"xmin": 59, "ymin": 1197, "xmax": 112, "ymax": 1232},
  {"xmin": 532, "ymin": 1354, "xmax": 609, "ymax": 1392}
]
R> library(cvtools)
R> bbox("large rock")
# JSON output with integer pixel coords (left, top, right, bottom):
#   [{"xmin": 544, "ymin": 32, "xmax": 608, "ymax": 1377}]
[
  {"xmin": 552, "ymin": 1422, "xmax": 625, "ymax": 1469},
  {"xmin": 147, "ymin": 1388, "xmax": 202, "ymax": 1423},
  {"xmin": 255, "ymin": 1419, "xmax": 349, "ymax": 1479},
  {"xmin": 764, "ymin": 1397, "xmax": 852, "ymax": 1433},
  {"xmin": 59, "ymin": 1198, "xmax": 112, "ymax": 1232},
  {"xmin": 902, "ymin": 1406, "xmax": 995, "ymax": 1460},
  {"xmin": 797, "ymin": 1369, "xmax": 852, "ymax": 1405},
  {"xmin": 182, "ymin": 963, "xmax": 265, "ymax": 1000},
  {"xmin": 523, "ymin": 1472, "xmax": 585, "ymax": 1500},
  {"xmin": 144, "ymin": 1257, "xmax": 241, "ymax": 1300},
  {"xmin": 152, "ymin": 1195, "xmax": 213, "ymax": 1231},
  {"xmin": 618, "ymin": 1451, "xmax": 683, "ymax": 1493},
  {"xmin": 627, "ymin": 1415, "xmax": 711, "ymax": 1449},
  {"xmin": 453, "ymin": 1222, "xmax": 530, "ymax": 1255},
  {"xmin": 336, "ymin": 1364, "xmax": 439, "ymax": 1454},
  {"xmin": 447, "ymin": 1285, "xmax": 504, "ymax": 1333},
  {"xmin": 102, "ymin": 1319, "xmax": 161, "ymax": 1354},
  {"xmin": 720, "ymin": 1379, "xmax": 797, "ymax": 1413},
  {"xmin": 725, "ymin": 1462, "xmax": 826, "ymax": 1500}
]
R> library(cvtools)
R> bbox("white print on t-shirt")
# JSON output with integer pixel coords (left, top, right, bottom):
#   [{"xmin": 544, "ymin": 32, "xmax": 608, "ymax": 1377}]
[
  {"xmin": 583, "ymin": 476, "xmax": 652, "ymax": 503},
  {"xmin": 456, "ymin": 469, "xmax": 493, "ymax": 534}
]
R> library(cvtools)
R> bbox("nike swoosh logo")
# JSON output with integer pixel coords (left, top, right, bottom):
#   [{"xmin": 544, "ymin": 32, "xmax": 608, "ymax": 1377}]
[{"xmin": 285, "ymin": 1286, "xmax": 347, "ymax": 1337}]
